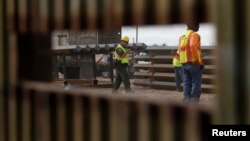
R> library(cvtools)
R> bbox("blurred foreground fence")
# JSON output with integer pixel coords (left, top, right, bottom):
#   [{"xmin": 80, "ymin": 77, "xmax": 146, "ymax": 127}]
[
  {"xmin": 133, "ymin": 46, "xmax": 216, "ymax": 93},
  {"xmin": 1, "ymin": 0, "xmax": 250, "ymax": 141},
  {"xmin": 3, "ymin": 82, "xmax": 211, "ymax": 141}
]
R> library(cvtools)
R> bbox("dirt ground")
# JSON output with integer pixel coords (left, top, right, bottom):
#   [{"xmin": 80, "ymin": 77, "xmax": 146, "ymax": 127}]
[
  {"xmin": 59, "ymin": 78, "xmax": 217, "ymax": 110},
  {"xmin": 110, "ymin": 85, "xmax": 217, "ymax": 109}
]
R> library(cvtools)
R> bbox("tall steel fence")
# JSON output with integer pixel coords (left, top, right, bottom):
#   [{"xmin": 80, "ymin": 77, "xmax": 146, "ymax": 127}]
[{"xmin": 1, "ymin": 0, "xmax": 250, "ymax": 141}]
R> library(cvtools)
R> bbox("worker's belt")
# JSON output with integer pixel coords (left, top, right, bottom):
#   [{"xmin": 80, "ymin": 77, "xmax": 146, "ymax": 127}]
[{"xmin": 182, "ymin": 62, "xmax": 197, "ymax": 65}]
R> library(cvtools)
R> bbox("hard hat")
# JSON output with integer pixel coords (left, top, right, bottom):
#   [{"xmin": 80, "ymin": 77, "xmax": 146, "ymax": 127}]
[{"xmin": 121, "ymin": 36, "xmax": 129, "ymax": 43}]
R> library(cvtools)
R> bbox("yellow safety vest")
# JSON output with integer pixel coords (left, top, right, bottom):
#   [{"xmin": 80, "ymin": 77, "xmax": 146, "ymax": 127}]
[
  {"xmin": 179, "ymin": 30, "xmax": 203, "ymax": 64},
  {"xmin": 173, "ymin": 57, "xmax": 182, "ymax": 67},
  {"xmin": 114, "ymin": 45, "xmax": 129, "ymax": 64}
]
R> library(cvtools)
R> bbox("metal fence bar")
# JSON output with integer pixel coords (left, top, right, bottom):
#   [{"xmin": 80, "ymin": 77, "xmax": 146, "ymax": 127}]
[
  {"xmin": 90, "ymin": 97, "xmax": 101, "ymax": 141},
  {"xmin": 247, "ymin": 0, "xmax": 250, "ymax": 124},
  {"xmin": 159, "ymin": 105, "xmax": 174, "ymax": 141},
  {"xmin": 0, "ymin": 0, "xmax": 5, "ymax": 139},
  {"xmin": 18, "ymin": 0, "xmax": 27, "ymax": 33},
  {"xmin": 21, "ymin": 89, "xmax": 31, "ymax": 141},
  {"xmin": 155, "ymin": 0, "xmax": 171, "ymax": 24},
  {"xmin": 184, "ymin": 106, "xmax": 200, "ymax": 141},
  {"xmin": 70, "ymin": 0, "xmax": 80, "ymax": 30},
  {"xmin": 8, "ymin": 91, "xmax": 17, "ymax": 141},
  {"xmin": 39, "ymin": 0, "xmax": 49, "ymax": 33},
  {"xmin": 133, "ymin": 0, "xmax": 145, "ymax": 25},
  {"xmin": 54, "ymin": 0, "xmax": 64, "ymax": 30},
  {"xmin": 72, "ymin": 95, "xmax": 83, "ymax": 141},
  {"xmin": 103, "ymin": 0, "xmax": 112, "ymax": 30},
  {"xmin": 87, "ymin": 0, "xmax": 97, "ymax": 30},
  {"xmin": 214, "ymin": 0, "xmax": 237, "ymax": 124},
  {"xmin": 37, "ymin": 92, "xmax": 51, "ymax": 141},
  {"xmin": 0, "ymin": 0, "xmax": 224, "ymax": 141},
  {"xmin": 56, "ymin": 94, "xmax": 66, "ymax": 141}
]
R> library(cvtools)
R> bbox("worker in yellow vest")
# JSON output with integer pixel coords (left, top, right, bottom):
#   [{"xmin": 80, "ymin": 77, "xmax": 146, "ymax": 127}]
[
  {"xmin": 112, "ymin": 36, "xmax": 134, "ymax": 94},
  {"xmin": 178, "ymin": 22, "xmax": 204, "ymax": 103},
  {"xmin": 172, "ymin": 51, "xmax": 183, "ymax": 92}
]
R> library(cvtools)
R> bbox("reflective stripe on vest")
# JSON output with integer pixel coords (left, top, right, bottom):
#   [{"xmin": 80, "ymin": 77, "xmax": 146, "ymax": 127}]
[
  {"xmin": 114, "ymin": 45, "xmax": 129, "ymax": 64},
  {"xmin": 179, "ymin": 30, "xmax": 203, "ymax": 64}
]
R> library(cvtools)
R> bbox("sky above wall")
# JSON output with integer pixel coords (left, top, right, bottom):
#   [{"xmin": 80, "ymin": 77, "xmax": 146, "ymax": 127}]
[{"xmin": 122, "ymin": 23, "xmax": 217, "ymax": 46}]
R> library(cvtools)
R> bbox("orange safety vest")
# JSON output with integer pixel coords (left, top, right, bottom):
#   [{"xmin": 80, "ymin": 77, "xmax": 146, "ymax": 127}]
[{"xmin": 178, "ymin": 30, "xmax": 203, "ymax": 65}]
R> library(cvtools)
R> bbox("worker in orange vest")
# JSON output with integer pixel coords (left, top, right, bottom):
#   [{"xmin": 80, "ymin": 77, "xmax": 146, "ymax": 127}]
[
  {"xmin": 112, "ymin": 36, "xmax": 134, "ymax": 94},
  {"xmin": 178, "ymin": 23, "xmax": 204, "ymax": 103}
]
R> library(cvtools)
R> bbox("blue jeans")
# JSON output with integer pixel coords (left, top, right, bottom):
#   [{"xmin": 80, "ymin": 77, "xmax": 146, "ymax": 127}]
[
  {"xmin": 174, "ymin": 67, "xmax": 183, "ymax": 91},
  {"xmin": 182, "ymin": 63, "xmax": 203, "ymax": 102}
]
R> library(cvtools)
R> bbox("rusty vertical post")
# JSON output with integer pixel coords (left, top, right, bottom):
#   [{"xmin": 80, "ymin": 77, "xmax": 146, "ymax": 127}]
[
  {"xmin": 137, "ymin": 103, "xmax": 149, "ymax": 141},
  {"xmin": 0, "ymin": 0, "xmax": 4, "ymax": 140},
  {"xmin": 72, "ymin": 96, "xmax": 83, "ymax": 141},
  {"xmin": 214, "ymin": 0, "xmax": 237, "ymax": 124},
  {"xmin": 21, "ymin": 89, "xmax": 31, "ymax": 141},
  {"xmin": 37, "ymin": 92, "xmax": 51, "ymax": 141},
  {"xmin": 90, "ymin": 97, "xmax": 101, "ymax": 141},
  {"xmin": 159, "ymin": 105, "xmax": 174, "ymax": 141},
  {"xmin": 56, "ymin": 94, "xmax": 66, "ymax": 141}
]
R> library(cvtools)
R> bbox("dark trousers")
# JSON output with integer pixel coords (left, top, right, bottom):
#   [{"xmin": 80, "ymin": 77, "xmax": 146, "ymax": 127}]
[
  {"xmin": 113, "ymin": 64, "xmax": 131, "ymax": 91},
  {"xmin": 174, "ymin": 67, "xmax": 183, "ymax": 91},
  {"xmin": 182, "ymin": 63, "xmax": 203, "ymax": 103}
]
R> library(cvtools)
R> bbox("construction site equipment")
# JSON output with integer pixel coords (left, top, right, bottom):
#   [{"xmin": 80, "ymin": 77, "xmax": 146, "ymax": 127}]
[{"xmin": 51, "ymin": 43, "xmax": 146, "ymax": 86}]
